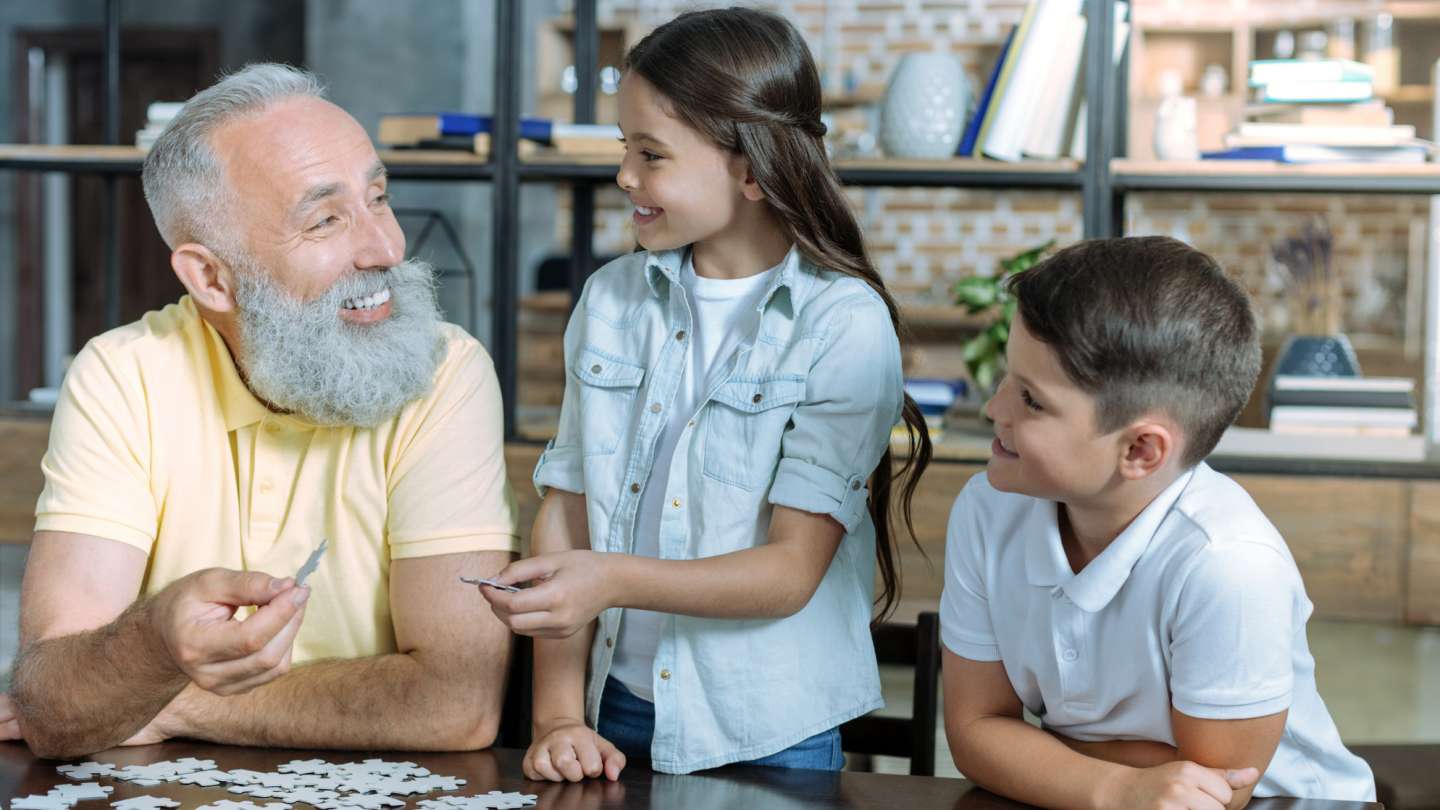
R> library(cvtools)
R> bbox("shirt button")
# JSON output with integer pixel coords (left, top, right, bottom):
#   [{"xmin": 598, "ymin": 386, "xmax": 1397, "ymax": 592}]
[
  {"xmin": 851, "ymin": 480, "xmax": 862, "ymax": 491},
  {"xmin": 675, "ymin": 330, "xmax": 687, "ymax": 341},
  {"xmin": 259, "ymin": 479, "xmax": 274, "ymax": 494},
  {"xmin": 1062, "ymin": 649, "xmax": 1078, "ymax": 663},
  {"xmin": 671, "ymin": 498, "xmax": 682, "ymax": 509},
  {"xmin": 591, "ymin": 364, "xmax": 603, "ymax": 374},
  {"xmin": 659, "ymin": 669, "xmax": 671, "ymax": 680},
  {"xmin": 752, "ymin": 393, "xmax": 763, "ymax": 404},
  {"xmin": 650, "ymin": 402, "xmax": 662, "ymax": 414},
  {"xmin": 630, "ymin": 482, "xmax": 641, "ymax": 494},
  {"xmin": 264, "ymin": 422, "xmax": 280, "ymax": 435},
  {"xmin": 687, "ymin": 420, "xmax": 696, "ymax": 428},
  {"xmin": 606, "ymin": 637, "xmax": 614, "ymax": 648}
]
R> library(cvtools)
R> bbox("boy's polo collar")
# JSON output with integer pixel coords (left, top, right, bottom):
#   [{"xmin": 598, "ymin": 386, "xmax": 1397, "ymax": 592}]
[
  {"xmin": 1026, "ymin": 467, "xmax": 1199, "ymax": 612},
  {"xmin": 644, "ymin": 244, "xmax": 814, "ymax": 315}
]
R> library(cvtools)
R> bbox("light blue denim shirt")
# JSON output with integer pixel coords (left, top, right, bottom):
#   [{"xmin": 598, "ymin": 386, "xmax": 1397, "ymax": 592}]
[{"xmin": 532, "ymin": 245, "xmax": 904, "ymax": 774}]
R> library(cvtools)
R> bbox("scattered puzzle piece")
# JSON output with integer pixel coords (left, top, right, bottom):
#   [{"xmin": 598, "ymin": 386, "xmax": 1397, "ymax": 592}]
[
  {"xmin": 56, "ymin": 764, "xmax": 115, "ymax": 781},
  {"xmin": 110, "ymin": 798, "xmax": 180, "ymax": 810}
]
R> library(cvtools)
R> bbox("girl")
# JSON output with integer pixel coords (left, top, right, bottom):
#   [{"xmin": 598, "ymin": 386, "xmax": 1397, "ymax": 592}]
[{"xmin": 482, "ymin": 6, "xmax": 931, "ymax": 780}]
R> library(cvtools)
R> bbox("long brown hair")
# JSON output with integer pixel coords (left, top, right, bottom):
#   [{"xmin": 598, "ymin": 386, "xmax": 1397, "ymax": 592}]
[{"xmin": 625, "ymin": 7, "xmax": 933, "ymax": 622}]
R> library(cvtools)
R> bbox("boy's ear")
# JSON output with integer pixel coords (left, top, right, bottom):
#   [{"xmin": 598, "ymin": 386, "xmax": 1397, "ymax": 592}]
[
  {"xmin": 171, "ymin": 243, "xmax": 238, "ymax": 314},
  {"xmin": 1117, "ymin": 417, "xmax": 1177, "ymax": 480}
]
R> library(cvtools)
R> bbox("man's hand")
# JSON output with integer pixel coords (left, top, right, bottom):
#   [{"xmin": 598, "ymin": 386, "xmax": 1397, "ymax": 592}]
[
  {"xmin": 524, "ymin": 717, "xmax": 626, "ymax": 782},
  {"xmin": 148, "ymin": 568, "xmax": 310, "ymax": 696},
  {"xmin": 1100, "ymin": 762, "xmax": 1260, "ymax": 810},
  {"xmin": 482, "ymin": 551, "xmax": 616, "ymax": 638}
]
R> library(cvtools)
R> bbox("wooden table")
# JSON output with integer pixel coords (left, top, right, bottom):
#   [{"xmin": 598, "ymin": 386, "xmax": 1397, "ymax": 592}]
[{"xmin": 0, "ymin": 742, "xmax": 1383, "ymax": 809}]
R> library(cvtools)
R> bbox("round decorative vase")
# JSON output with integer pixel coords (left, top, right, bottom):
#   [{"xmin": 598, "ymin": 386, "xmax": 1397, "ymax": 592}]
[{"xmin": 879, "ymin": 53, "xmax": 968, "ymax": 159}]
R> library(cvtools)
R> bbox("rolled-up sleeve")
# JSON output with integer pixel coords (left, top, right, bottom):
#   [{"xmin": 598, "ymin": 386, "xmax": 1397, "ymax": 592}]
[
  {"xmin": 533, "ymin": 283, "xmax": 590, "ymax": 498},
  {"xmin": 768, "ymin": 294, "xmax": 904, "ymax": 533}
]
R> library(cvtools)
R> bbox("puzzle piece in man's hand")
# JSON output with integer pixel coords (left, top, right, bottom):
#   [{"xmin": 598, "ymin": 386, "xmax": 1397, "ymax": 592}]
[
  {"xmin": 56, "ymin": 763, "xmax": 115, "ymax": 781},
  {"xmin": 459, "ymin": 576, "xmax": 519, "ymax": 594},
  {"xmin": 295, "ymin": 539, "xmax": 328, "ymax": 587},
  {"xmin": 110, "ymin": 798, "xmax": 181, "ymax": 810}
]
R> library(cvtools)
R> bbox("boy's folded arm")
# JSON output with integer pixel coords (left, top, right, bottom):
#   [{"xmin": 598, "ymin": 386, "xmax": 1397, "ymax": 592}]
[
  {"xmin": 943, "ymin": 650, "xmax": 1133, "ymax": 810},
  {"xmin": 1171, "ymin": 707, "xmax": 1288, "ymax": 810},
  {"xmin": 1050, "ymin": 735, "xmax": 1179, "ymax": 768}
]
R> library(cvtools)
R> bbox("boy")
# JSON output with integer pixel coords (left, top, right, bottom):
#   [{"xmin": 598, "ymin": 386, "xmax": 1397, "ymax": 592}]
[{"xmin": 941, "ymin": 237, "xmax": 1375, "ymax": 809}]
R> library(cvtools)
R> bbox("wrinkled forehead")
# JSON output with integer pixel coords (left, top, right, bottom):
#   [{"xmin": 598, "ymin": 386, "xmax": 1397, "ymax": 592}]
[{"xmin": 210, "ymin": 96, "xmax": 380, "ymax": 224}]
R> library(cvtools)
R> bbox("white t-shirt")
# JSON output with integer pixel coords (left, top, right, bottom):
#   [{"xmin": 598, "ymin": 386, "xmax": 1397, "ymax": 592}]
[
  {"xmin": 940, "ymin": 464, "xmax": 1375, "ymax": 801},
  {"xmin": 610, "ymin": 251, "xmax": 780, "ymax": 701}
]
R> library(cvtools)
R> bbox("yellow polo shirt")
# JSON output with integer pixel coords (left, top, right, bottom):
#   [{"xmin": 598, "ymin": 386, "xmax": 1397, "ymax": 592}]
[{"xmin": 35, "ymin": 296, "xmax": 519, "ymax": 663}]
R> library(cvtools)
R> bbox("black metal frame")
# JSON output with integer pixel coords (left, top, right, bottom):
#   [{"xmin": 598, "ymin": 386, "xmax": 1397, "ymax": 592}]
[{"xmin": 7, "ymin": 0, "xmax": 1440, "ymax": 442}]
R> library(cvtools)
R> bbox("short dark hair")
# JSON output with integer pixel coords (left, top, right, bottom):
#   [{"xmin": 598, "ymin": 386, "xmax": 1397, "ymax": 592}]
[{"xmin": 1009, "ymin": 236, "xmax": 1261, "ymax": 467}]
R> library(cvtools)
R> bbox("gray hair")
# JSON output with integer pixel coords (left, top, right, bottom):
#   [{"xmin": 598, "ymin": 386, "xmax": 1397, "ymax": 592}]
[{"xmin": 141, "ymin": 63, "xmax": 327, "ymax": 253}]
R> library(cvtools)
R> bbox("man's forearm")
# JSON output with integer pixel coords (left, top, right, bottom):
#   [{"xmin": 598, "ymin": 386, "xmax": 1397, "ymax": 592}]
[
  {"xmin": 166, "ymin": 650, "xmax": 504, "ymax": 751},
  {"xmin": 950, "ymin": 715, "xmax": 1133, "ymax": 810},
  {"xmin": 12, "ymin": 599, "xmax": 187, "ymax": 758}
]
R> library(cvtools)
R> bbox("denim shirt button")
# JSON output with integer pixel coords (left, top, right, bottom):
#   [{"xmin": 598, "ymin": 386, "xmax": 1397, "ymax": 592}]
[
  {"xmin": 630, "ymin": 482, "xmax": 641, "ymax": 494},
  {"xmin": 659, "ymin": 669, "xmax": 671, "ymax": 680},
  {"xmin": 851, "ymin": 480, "xmax": 862, "ymax": 491},
  {"xmin": 752, "ymin": 393, "xmax": 763, "ymax": 404},
  {"xmin": 676, "ymin": 330, "xmax": 687, "ymax": 341},
  {"xmin": 650, "ymin": 402, "xmax": 663, "ymax": 414},
  {"xmin": 591, "ymin": 364, "xmax": 603, "ymax": 374},
  {"xmin": 606, "ymin": 636, "xmax": 614, "ymax": 648}
]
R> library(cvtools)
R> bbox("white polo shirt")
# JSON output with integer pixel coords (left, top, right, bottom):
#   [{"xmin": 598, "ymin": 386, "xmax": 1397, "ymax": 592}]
[{"xmin": 940, "ymin": 464, "xmax": 1375, "ymax": 801}]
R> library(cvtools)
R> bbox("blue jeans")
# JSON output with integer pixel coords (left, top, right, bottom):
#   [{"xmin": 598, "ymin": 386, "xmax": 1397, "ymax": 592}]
[{"xmin": 597, "ymin": 676, "xmax": 844, "ymax": 771}]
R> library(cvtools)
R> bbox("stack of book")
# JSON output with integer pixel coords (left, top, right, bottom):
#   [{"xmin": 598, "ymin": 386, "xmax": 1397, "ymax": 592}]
[
  {"xmin": 135, "ymin": 102, "xmax": 183, "ymax": 151},
  {"xmin": 376, "ymin": 113, "xmax": 622, "ymax": 159},
  {"xmin": 1204, "ymin": 60, "xmax": 1431, "ymax": 164},
  {"xmin": 1268, "ymin": 375, "xmax": 1417, "ymax": 436},
  {"xmin": 959, "ymin": 0, "xmax": 1129, "ymax": 162}
]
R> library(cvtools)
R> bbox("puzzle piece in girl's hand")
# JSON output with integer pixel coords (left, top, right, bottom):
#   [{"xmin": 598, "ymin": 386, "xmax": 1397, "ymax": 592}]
[
  {"xmin": 110, "ymin": 798, "xmax": 181, "ymax": 810},
  {"xmin": 458, "ymin": 576, "xmax": 519, "ymax": 593}
]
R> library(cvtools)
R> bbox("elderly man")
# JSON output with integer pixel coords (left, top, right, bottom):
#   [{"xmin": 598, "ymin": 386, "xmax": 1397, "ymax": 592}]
[{"xmin": 1, "ymin": 63, "xmax": 517, "ymax": 758}]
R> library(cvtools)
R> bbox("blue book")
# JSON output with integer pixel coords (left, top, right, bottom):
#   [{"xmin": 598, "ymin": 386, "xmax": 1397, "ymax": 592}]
[
  {"xmin": 959, "ymin": 27, "xmax": 1015, "ymax": 157},
  {"xmin": 378, "ymin": 113, "xmax": 553, "ymax": 144},
  {"xmin": 1202, "ymin": 144, "xmax": 1427, "ymax": 164}
]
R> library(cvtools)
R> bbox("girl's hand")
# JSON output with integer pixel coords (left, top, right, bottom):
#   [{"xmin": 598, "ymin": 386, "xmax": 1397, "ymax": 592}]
[
  {"xmin": 523, "ymin": 717, "xmax": 627, "ymax": 782},
  {"xmin": 480, "ymin": 551, "xmax": 619, "ymax": 638}
]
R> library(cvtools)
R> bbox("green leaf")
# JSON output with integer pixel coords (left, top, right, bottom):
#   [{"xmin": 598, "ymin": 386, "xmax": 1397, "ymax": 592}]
[
  {"xmin": 974, "ymin": 358, "xmax": 996, "ymax": 391},
  {"xmin": 962, "ymin": 331, "xmax": 996, "ymax": 365},
  {"xmin": 989, "ymin": 320, "xmax": 1009, "ymax": 344},
  {"xmin": 953, "ymin": 276, "xmax": 999, "ymax": 310}
]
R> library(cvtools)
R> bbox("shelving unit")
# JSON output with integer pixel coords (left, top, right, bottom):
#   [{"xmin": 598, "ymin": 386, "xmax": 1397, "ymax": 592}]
[{"xmin": 4, "ymin": 0, "xmax": 1440, "ymax": 476}]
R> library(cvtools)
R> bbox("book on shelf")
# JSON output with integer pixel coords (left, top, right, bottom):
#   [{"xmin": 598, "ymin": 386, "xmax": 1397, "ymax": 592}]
[
  {"xmin": 1201, "ymin": 144, "xmax": 1429, "ymax": 164},
  {"xmin": 1224, "ymin": 123, "xmax": 1416, "ymax": 148},
  {"xmin": 1248, "ymin": 59, "xmax": 1375, "ymax": 88},
  {"xmin": 1246, "ymin": 100, "xmax": 1393, "ymax": 127},
  {"xmin": 1269, "ymin": 404, "xmax": 1417, "ymax": 432},
  {"xmin": 1216, "ymin": 426, "xmax": 1424, "ymax": 462},
  {"xmin": 1021, "ymin": 9, "xmax": 1087, "ymax": 160},
  {"xmin": 379, "ymin": 114, "xmax": 619, "ymax": 148},
  {"xmin": 1270, "ymin": 388, "xmax": 1415, "ymax": 409},
  {"xmin": 1258, "ymin": 79, "xmax": 1374, "ymax": 105},
  {"xmin": 135, "ymin": 100, "xmax": 183, "ymax": 151},
  {"xmin": 971, "ymin": 0, "xmax": 1042, "ymax": 159},
  {"xmin": 958, "ymin": 27, "xmax": 1015, "ymax": 157},
  {"xmin": 982, "ymin": 0, "xmax": 1084, "ymax": 162},
  {"xmin": 1272, "ymin": 374, "xmax": 1414, "ymax": 394}
]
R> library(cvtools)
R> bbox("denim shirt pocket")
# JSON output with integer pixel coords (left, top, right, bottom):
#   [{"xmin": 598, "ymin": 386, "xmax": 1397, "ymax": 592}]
[
  {"xmin": 575, "ymin": 345, "xmax": 645, "ymax": 457},
  {"xmin": 702, "ymin": 375, "xmax": 806, "ymax": 490}
]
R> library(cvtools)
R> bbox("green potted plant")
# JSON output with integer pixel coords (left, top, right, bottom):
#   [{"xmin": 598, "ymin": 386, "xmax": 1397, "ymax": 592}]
[{"xmin": 952, "ymin": 239, "xmax": 1054, "ymax": 392}]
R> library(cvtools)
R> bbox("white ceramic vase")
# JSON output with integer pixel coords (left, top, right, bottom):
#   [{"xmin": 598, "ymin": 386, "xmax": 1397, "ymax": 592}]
[{"xmin": 879, "ymin": 53, "xmax": 968, "ymax": 159}]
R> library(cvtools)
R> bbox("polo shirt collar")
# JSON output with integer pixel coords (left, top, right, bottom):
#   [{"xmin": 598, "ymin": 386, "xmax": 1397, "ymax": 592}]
[
  {"xmin": 643, "ymin": 244, "xmax": 814, "ymax": 315},
  {"xmin": 200, "ymin": 311, "xmax": 271, "ymax": 432},
  {"xmin": 1026, "ymin": 467, "xmax": 1199, "ymax": 612}
]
